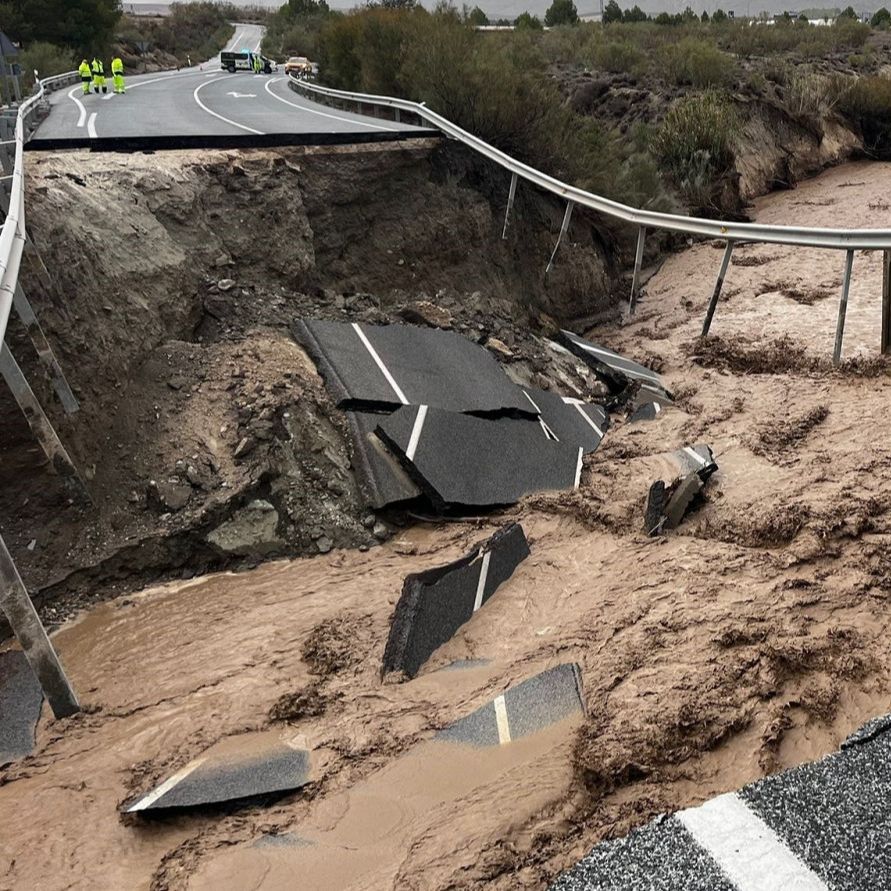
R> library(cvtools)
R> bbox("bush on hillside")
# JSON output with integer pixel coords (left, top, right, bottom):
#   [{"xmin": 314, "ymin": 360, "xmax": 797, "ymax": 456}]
[
  {"xmin": 837, "ymin": 75, "xmax": 891, "ymax": 156},
  {"xmin": 658, "ymin": 36, "xmax": 734, "ymax": 86},
  {"xmin": 653, "ymin": 92, "xmax": 738, "ymax": 208}
]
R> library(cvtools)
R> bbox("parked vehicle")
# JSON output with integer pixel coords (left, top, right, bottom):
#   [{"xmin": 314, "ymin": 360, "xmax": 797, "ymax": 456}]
[
  {"xmin": 284, "ymin": 56, "xmax": 313, "ymax": 78},
  {"xmin": 221, "ymin": 51, "xmax": 276, "ymax": 74}
]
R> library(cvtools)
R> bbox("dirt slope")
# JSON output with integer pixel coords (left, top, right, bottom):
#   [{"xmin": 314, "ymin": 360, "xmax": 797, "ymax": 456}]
[{"xmin": 3, "ymin": 161, "xmax": 891, "ymax": 889}]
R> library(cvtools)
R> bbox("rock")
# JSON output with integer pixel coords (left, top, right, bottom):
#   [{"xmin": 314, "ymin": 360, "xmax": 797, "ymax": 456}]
[
  {"xmin": 147, "ymin": 479, "xmax": 192, "ymax": 512},
  {"xmin": 398, "ymin": 301, "xmax": 453, "ymax": 329},
  {"xmin": 373, "ymin": 522, "xmax": 390, "ymax": 542},
  {"xmin": 234, "ymin": 436, "xmax": 256, "ymax": 459},
  {"xmin": 486, "ymin": 337, "xmax": 514, "ymax": 358},
  {"xmin": 394, "ymin": 541, "xmax": 418, "ymax": 556},
  {"xmin": 217, "ymin": 278, "xmax": 236, "ymax": 292},
  {"xmin": 185, "ymin": 464, "xmax": 203, "ymax": 487},
  {"xmin": 213, "ymin": 254, "xmax": 230, "ymax": 268},
  {"xmin": 316, "ymin": 536, "xmax": 333, "ymax": 554},
  {"xmin": 167, "ymin": 376, "xmax": 187, "ymax": 391},
  {"xmin": 206, "ymin": 499, "xmax": 282, "ymax": 557},
  {"xmin": 363, "ymin": 514, "xmax": 376, "ymax": 529}
]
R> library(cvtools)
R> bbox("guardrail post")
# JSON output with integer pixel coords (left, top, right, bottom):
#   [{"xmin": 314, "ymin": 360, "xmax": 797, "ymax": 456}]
[
  {"xmin": 545, "ymin": 201, "xmax": 574, "ymax": 274},
  {"xmin": 13, "ymin": 283, "xmax": 79, "ymax": 414},
  {"xmin": 701, "ymin": 240, "xmax": 735, "ymax": 337},
  {"xmin": 394, "ymin": 108, "xmax": 401, "ymax": 123},
  {"xmin": 833, "ymin": 249, "xmax": 855, "ymax": 366},
  {"xmin": 882, "ymin": 249, "xmax": 891, "ymax": 355},
  {"xmin": 0, "ymin": 532, "xmax": 80, "ymax": 719},
  {"xmin": 0, "ymin": 343, "xmax": 89, "ymax": 501},
  {"xmin": 502, "ymin": 173, "xmax": 518, "ymax": 240},
  {"xmin": 628, "ymin": 226, "xmax": 646, "ymax": 313}
]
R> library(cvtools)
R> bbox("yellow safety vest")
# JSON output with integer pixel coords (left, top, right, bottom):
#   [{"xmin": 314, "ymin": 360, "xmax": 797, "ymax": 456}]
[
  {"xmin": 91, "ymin": 59, "xmax": 103, "ymax": 75},
  {"xmin": 79, "ymin": 62, "xmax": 91, "ymax": 78},
  {"xmin": 112, "ymin": 58, "xmax": 123, "ymax": 74}
]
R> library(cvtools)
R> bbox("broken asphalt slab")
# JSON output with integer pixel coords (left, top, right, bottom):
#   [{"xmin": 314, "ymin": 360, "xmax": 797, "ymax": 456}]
[
  {"xmin": 375, "ymin": 405, "xmax": 584, "ymax": 509},
  {"xmin": 124, "ymin": 731, "xmax": 311, "ymax": 814},
  {"xmin": 644, "ymin": 445, "xmax": 717, "ymax": 535},
  {"xmin": 437, "ymin": 663, "xmax": 585, "ymax": 747},
  {"xmin": 521, "ymin": 387, "xmax": 608, "ymax": 454},
  {"xmin": 557, "ymin": 330, "xmax": 673, "ymax": 407},
  {"xmin": 551, "ymin": 712, "xmax": 891, "ymax": 890},
  {"xmin": 293, "ymin": 319, "xmax": 534, "ymax": 416},
  {"xmin": 382, "ymin": 523, "xmax": 530, "ymax": 679},
  {"xmin": 0, "ymin": 649, "xmax": 43, "ymax": 765},
  {"xmin": 346, "ymin": 410, "xmax": 421, "ymax": 509}
]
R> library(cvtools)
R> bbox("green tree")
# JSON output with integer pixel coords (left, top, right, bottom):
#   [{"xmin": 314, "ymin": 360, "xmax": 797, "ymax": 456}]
[
  {"xmin": 798, "ymin": 12, "xmax": 809, "ymax": 20},
  {"xmin": 0, "ymin": 0, "xmax": 121, "ymax": 54},
  {"xmin": 681, "ymin": 5, "xmax": 697, "ymax": 21},
  {"xmin": 838, "ymin": 5, "xmax": 858, "ymax": 19},
  {"xmin": 701, "ymin": 9, "xmax": 710, "ymax": 21},
  {"xmin": 289, "ymin": 0, "xmax": 329, "ymax": 15},
  {"xmin": 545, "ymin": 0, "xmax": 579, "ymax": 25},
  {"xmin": 602, "ymin": 0, "xmax": 622, "ymax": 23},
  {"xmin": 466, "ymin": 5, "xmax": 489, "ymax": 25},
  {"xmin": 515, "ymin": 10, "xmax": 543, "ymax": 28},
  {"xmin": 871, "ymin": 6, "xmax": 891, "ymax": 26},
  {"xmin": 624, "ymin": 4, "xmax": 648, "ymax": 22},
  {"xmin": 712, "ymin": 8, "xmax": 728, "ymax": 22},
  {"xmin": 654, "ymin": 11, "xmax": 673, "ymax": 24}
]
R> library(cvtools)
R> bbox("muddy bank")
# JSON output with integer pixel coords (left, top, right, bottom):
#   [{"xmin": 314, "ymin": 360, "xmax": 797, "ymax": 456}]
[
  {"xmin": 3, "ymin": 161, "xmax": 891, "ymax": 889},
  {"xmin": 0, "ymin": 140, "xmax": 615, "ymax": 617}
]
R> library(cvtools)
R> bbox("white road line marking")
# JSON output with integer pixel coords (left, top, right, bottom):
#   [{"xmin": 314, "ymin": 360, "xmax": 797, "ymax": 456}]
[
  {"xmin": 87, "ymin": 112, "xmax": 97, "ymax": 139},
  {"xmin": 573, "ymin": 403, "xmax": 603, "ymax": 439},
  {"xmin": 683, "ymin": 446, "xmax": 707, "ymax": 468},
  {"xmin": 101, "ymin": 93, "xmax": 114, "ymax": 101},
  {"xmin": 263, "ymin": 77, "xmax": 398, "ymax": 132},
  {"xmin": 126, "ymin": 757, "xmax": 206, "ymax": 812},
  {"xmin": 678, "ymin": 793, "xmax": 828, "ymax": 891},
  {"xmin": 130, "ymin": 70, "xmax": 221, "ymax": 91},
  {"xmin": 194, "ymin": 75, "xmax": 263, "ymax": 134},
  {"xmin": 67, "ymin": 86, "xmax": 87, "ymax": 127},
  {"xmin": 572, "ymin": 341, "xmax": 663, "ymax": 385},
  {"xmin": 473, "ymin": 550, "xmax": 491, "ymax": 612},
  {"xmin": 539, "ymin": 418, "xmax": 559, "ymax": 441},
  {"xmin": 521, "ymin": 390, "xmax": 542, "ymax": 413},
  {"xmin": 351, "ymin": 323, "xmax": 408, "ymax": 404},
  {"xmin": 405, "ymin": 404, "xmax": 428, "ymax": 461},
  {"xmin": 573, "ymin": 447, "xmax": 584, "ymax": 488},
  {"xmin": 493, "ymin": 694, "xmax": 511, "ymax": 744}
]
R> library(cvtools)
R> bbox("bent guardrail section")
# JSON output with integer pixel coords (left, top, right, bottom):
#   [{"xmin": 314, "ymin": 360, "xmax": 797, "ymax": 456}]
[
  {"xmin": 0, "ymin": 70, "xmax": 81, "ymax": 718},
  {"xmin": 287, "ymin": 74, "xmax": 891, "ymax": 365}
]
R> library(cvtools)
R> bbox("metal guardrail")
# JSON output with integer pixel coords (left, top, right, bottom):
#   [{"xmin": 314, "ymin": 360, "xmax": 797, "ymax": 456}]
[
  {"xmin": 287, "ymin": 74, "xmax": 891, "ymax": 365},
  {"xmin": 0, "ymin": 70, "xmax": 81, "ymax": 719}
]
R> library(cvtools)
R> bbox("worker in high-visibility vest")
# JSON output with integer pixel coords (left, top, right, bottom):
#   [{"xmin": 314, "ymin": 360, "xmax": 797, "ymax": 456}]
[
  {"xmin": 253, "ymin": 52, "xmax": 262, "ymax": 74},
  {"xmin": 78, "ymin": 59, "xmax": 92, "ymax": 96},
  {"xmin": 90, "ymin": 58, "xmax": 107, "ymax": 94},
  {"xmin": 111, "ymin": 57, "xmax": 125, "ymax": 94}
]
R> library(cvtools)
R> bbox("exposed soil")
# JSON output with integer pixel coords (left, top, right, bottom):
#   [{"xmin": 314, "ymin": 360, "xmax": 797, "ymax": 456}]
[
  {"xmin": 1, "ymin": 141, "xmax": 613, "ymax": 625},
  {"xmin": 4, "ymin": 155, "xmax": 891, "ymax": 889}
]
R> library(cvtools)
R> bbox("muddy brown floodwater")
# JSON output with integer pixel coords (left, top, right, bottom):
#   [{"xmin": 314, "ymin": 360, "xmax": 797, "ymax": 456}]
[{"xmin": 5, "ymin": 161, "xmax": 891, "ymax": 890}]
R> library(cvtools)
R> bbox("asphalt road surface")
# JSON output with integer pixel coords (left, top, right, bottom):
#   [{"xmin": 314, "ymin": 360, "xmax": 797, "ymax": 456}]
[{"xmin": 33, "ymin": 24, "xmax": 425, "ymax": 143}]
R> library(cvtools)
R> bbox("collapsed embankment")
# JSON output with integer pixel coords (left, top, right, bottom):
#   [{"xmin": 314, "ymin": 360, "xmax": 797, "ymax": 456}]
[{"xmin": 0, "ymin": 139, "xmax": 618, "ymax": 616}]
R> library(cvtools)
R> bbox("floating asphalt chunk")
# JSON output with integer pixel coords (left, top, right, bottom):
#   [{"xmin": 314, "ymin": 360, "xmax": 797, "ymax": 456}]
[
  {"xmin": 739, "ymin": 726, "xmax": 891, "ymax": 890},
  {"xmin": 557, "ymin": 330, "xmax": 673, "ymax": 407},
  {"xmin": 841, "ymin": 712, "xmax": 891, "ymax": 748},
  {"xmin": 629, "ymin": 401, "xmax": 663, "ymax": 423},
  {"xmin": 436, "ymin": 663, "xmax": 584, "ymax": 747},
  {"xmin": 125, "ymin": 731, "xmax": 311, "ymax": 814},
  {"xmin": 346, "ymin": 411, "xmax": 421, "ymax": 509},
  {"xmin": 0, "ymin": 649, "xmax": 43, "ymax": 765},
  {"xmin": 521, "ymin": 387, "xmax": 608, "ymax": 453},
  {"xmin": 645, "ymin": 445, "xmax": 716, "ymax": 535},
  {"xmin": 294, "ymin": 319, "xmax": 534, "ymax": 416},
  {"xmin": 382, "ymin": 524, "xmax": 529, "ymax": 679},
  {"xmin": 664, "ymin": 443, "xmax": 718, "ymax": 481},
  {"xmin": 549, "ymin": 816, "xmax": 736, "ymax": 891},
  {"xmin": 375, "ymin": 405, "xmax": 583, "ymax": 509}
]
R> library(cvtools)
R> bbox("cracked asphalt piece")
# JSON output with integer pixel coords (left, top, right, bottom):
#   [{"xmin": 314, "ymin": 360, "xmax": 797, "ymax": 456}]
[
  {"xmin": 520, "ymin": 387, "xmax": 609, "ymax": 453},
  {"xmin": 0, "ymin": 649, "xmax": 43, "ymax": 765},
  {"xmin": 124, "ymin": 730, "xmax": 311, "ymax": 814},
  {"xmin": 437, "ymin": 663, "xmax": 585, "ymax": 747},
  {"xmin": 382, "ymin": 523, "xmax": 530, "ymax": 679},
  {"xmin": 293, "ymin": 318, "xmax": 534, "ymax": 416},
  {"xmin": 557, "ymin": 330, "xmax": 673, "ymax": 409},
  {"xmin": 552, "ymin": 715, "xmax": 891, "ymax": 890},
  {"xmin": 375, "ymin": 405, "xmax": 583, "ymax": 509}
]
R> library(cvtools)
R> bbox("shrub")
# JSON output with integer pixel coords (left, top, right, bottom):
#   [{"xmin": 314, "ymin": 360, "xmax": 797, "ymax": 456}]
[
  {"xmin": 515, "ymin": 11, "xmax": 544, "ymax": 29},
  {"xmin": 787, "ymin": 71, "xmax": 843, "ymax": 117},
  {"xmin": 591, "ymin": 39, "xmax": 645, "ymax": 74},
  {"xmin": 653, "ymin": 92, "xmax": 738, "ymax": 207},
  {"xmin": 837, "ymin": 75, "xmax": 891, "ymax": 156},
  {"xmin": 545, "ymin": 0, "xmax": 579, "ymax": 27},
  {"xmin": 658, "ymin": 36, "xmax": 734, "ymax": 87},
  {"xmin": 871, "ymin": 7, "xmax": 891, "ymax": 28},
  {"xmin": 19, "ymin": 41, "xmax": 75, "ymax": 85}
]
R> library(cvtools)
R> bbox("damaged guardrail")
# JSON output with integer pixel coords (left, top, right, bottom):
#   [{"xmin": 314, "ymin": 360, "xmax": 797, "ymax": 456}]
[
  {"xmin": 287, "ymin": 74, "xmax": 891, "ymax": 367},
  {"xmin": 0, "ymin": 71, "xmax": 82, "ymax": 719}
]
